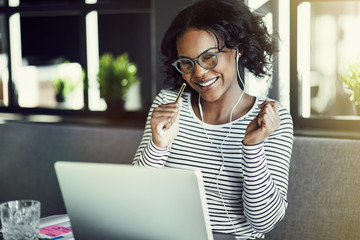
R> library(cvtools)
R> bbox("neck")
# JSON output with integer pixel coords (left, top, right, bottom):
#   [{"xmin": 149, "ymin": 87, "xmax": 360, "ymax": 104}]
[{"xmin": 198, "ymin": 89, "xmax": 245, "ymax": 125}]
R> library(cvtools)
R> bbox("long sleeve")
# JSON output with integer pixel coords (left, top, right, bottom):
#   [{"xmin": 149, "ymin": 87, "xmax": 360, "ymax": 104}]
[
  {"xmin": 242, "ymin": 110, "xmax": 293, "ymax": 233},
  {"xmin": 132, "ymin": 90, "xmax": 177, "ymax": 168}
]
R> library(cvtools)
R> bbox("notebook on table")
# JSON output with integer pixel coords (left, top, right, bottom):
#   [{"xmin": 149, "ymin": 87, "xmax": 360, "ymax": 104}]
[{"xmin": 54, "ymin": 161, "xmax": 214, "ymax": 240}]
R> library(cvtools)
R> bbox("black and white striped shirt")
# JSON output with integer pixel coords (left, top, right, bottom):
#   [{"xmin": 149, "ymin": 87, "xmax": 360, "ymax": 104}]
[{"xmin": 133, "ymin": 89, "xmax": 293, "ymax": 239}]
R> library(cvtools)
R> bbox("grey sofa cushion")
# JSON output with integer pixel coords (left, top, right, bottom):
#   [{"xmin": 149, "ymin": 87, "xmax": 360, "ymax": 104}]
[
  {"xmin": 266, "ymin": 136, "xmax": 360, "ymax": 240},
  {"xmin": 0, "ymin": 122, "xmax": 144, "ymax": 216}
]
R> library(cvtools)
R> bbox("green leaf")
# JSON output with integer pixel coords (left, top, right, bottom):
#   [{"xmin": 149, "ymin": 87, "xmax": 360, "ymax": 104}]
[
  {"xmin": 97, "ymin": 52, "xmax": 141, "ymax": 100},
  {"xmin": 341, "ymin": 60, "xmax": 360, "ymax": 106}
]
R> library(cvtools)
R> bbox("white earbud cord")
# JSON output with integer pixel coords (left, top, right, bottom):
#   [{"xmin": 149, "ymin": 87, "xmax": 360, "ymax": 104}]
[
  {"xmin": 198, "ymin": 48, "xmax": 245, "ymax": 177},
  {"xmin": 198, "ymin": 90, "xmax": 244, "ymax": 237},
  {"xmin": 198, "ymin": 50, "xmax": 246, "ymax": 237}
]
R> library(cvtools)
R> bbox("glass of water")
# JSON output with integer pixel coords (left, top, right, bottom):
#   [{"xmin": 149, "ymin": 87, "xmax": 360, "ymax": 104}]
[{"xmin": 0, "ymin": 200, "xmax": 41, "ymax": 240}]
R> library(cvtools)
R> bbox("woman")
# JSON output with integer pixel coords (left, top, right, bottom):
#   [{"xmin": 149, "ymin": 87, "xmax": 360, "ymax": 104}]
[{"xmin": 133, "ymin": 0, "xmax": 293, "ymax": 239}]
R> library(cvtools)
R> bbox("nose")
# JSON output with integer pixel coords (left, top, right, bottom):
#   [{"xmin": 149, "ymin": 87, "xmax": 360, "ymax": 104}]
[{"xmin": 192, "ymin": 61, "xmax": 208, "ymax": 77}]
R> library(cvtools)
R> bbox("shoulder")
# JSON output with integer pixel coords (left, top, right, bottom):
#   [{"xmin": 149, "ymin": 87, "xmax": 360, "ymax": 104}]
[{"xmin": 153, "ymin": 89, "xmax": 178, "ymax": 104}]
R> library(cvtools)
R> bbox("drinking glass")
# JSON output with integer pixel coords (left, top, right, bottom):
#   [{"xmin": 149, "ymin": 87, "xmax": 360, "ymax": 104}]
[{"xmin": 0, "ymin": 200, "xmax": 41, "ymax": 240}]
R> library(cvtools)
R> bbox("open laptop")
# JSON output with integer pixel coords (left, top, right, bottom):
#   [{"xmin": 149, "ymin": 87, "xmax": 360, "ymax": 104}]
[{"xmin": 54, "ymin": 161, "xmax": 214, "ymax": 240}]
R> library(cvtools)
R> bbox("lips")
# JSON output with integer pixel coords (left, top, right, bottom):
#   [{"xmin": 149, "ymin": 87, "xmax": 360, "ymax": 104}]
[{"xmin": 195, "ymin": 77, "xmax": 218, "ymax": 88}]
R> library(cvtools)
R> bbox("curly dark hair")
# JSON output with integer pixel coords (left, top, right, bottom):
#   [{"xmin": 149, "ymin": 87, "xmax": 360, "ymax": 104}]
[{"xmin": 160, "ymin": 0, "xmax": 279, "ymax": 91}]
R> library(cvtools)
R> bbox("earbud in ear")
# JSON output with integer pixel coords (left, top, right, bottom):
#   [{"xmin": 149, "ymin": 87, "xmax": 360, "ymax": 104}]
[{"xmin": 235, "ymin": 48, "xmax": 240, "ymax": 61}]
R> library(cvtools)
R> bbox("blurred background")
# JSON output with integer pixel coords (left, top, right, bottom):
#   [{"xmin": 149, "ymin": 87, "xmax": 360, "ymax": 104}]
[{"xmin": 0, "ymin": 0, "xmax": 359, "ymax": 135}]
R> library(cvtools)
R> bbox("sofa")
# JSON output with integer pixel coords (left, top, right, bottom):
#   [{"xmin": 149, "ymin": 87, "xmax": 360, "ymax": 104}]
[
  {"xmin": 266, "ymin": 136, "xmax": 360, "ymax": 240},
  {"xmin": 0, "ymin": 121, "xmax": 359, "ymax": 239}
]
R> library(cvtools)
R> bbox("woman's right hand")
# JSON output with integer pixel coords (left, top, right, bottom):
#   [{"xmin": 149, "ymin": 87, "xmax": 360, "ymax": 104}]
[{"xmin": 150, "ymin": 98, "xmax": 182, "ymax": 148}]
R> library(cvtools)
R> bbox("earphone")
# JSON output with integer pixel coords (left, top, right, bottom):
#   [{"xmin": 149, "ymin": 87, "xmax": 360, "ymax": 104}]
[
  {"xmin": 199, "ymin": 46, "xmax": 245, "ymax": 176},
  {"xmin": 235, "ymin": 47, "xmax": 245, "ymax": 89},
  {"xmin": 198, "ymin": 46, "xmax": 247, "ymax": 237}
]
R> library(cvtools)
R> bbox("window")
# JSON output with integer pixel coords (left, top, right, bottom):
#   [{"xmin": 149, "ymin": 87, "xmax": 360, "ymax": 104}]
[
  {"xmin": 17, "ymin": 14, "xmax": 84, "ymax": 109},
  {"xmin": 95, "ymin": 11, "xmax": 151, "ymax": 111},
  {"xmin": 291, "ymin": 0, "xmax": 360, "ymax": 136},
  {"xmin": 0, "ymin": 13, "xmax": 8, "ymax": 107},
  {"xmin": 246, "ymin": 0, "xmax": 290, "ymax": 110},
  {"xmin": 0, "ymin": 0, "xmax": 154, "ymax": 122}
]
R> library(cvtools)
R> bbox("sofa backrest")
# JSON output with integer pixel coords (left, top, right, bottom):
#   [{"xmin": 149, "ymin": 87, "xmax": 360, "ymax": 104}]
[
  {"xmin": 0, "ymin": 122, "xmax": 144, "ymax": 216},
  {"xmin": 1, "ymin": 122, "xmax": 360, "ymax": 239},
  {"xmin": 266, "ymin": 136, "xmax": 360, "ymax": 240}
]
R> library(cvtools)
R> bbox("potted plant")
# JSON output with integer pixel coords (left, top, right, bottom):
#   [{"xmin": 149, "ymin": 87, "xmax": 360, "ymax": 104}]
[
  {"xmin": 53, "ymin": 62, "xmax": 84, "ymax": 103},
  {"xmin": 97, "ymin": 53, "xmax": 141, "ymax": 114},
  {"xmin": 341, "ymin": 60, "xmax": 360, "ymax": 115}
]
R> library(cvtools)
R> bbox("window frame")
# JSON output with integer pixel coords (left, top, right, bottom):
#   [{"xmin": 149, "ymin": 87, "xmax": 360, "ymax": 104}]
[{"xmin": 290, "ymin": 0, "xmax": 360, "ymax": 139}]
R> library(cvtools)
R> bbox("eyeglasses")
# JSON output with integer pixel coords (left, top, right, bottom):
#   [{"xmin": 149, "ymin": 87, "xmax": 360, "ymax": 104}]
[{"xmin": 172, "ymin": 46, "xmax": 226, "ymax": 75}]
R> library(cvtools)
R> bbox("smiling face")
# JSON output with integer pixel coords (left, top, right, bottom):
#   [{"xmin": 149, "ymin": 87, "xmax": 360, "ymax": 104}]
[{"xmin": 175, "ymin": 29, "xmax": 240, "ymax": 103}]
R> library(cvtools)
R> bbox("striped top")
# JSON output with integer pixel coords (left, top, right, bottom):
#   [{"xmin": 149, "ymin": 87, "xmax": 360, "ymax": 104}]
[{"xmin": 132, "ymin": 89, "xmax": 293, "ymax": 239}]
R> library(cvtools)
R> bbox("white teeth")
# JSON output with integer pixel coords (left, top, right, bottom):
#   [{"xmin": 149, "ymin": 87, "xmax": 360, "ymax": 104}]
[{"xmin": 198, "ymin": 78, "xmax": 217, "ymax": 87}]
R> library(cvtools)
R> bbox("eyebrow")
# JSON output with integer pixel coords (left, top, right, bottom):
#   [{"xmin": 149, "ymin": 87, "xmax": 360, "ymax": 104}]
[{"xmin": 178, "ymin": 47, "xmax": 219, "ymax": 59}]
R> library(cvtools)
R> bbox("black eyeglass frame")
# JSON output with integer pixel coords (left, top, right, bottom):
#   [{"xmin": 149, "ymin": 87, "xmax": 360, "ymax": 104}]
[{"xmin": 172, "ymin": 46, "xmax": 227, "ymax": 75}]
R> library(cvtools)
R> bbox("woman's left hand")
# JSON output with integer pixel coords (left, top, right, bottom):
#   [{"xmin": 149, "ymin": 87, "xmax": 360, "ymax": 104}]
[{"xmin": 244, "ymin": 100, "xmax": 280, "ymax": 145}]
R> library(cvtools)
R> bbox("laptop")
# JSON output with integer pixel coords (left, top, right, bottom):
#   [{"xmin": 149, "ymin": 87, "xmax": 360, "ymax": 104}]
[{"xmin": 54, "ymin": 161, "xmax": 214, "ymax": 240}]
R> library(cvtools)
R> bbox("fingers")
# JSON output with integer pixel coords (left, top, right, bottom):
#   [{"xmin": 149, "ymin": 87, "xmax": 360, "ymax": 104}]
[
  {"xmin": 244, "ymin": 100, "xmax": 280, "ymax": 145},
  {"xmin": 257, "ymin": 100, "xmax": 280, "ymax": 133},
  {"xmin": 151, "ymin": 98, "xmax": 182, "ymax": 132}
]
